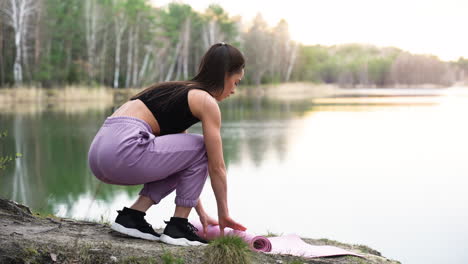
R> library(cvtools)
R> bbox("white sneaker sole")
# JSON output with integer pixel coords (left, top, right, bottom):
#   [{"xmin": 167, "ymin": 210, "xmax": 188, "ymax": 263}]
[
  {"xmin": 159, "ymin": 234, "xmax": 208, "ymax": 246},
  {"xmin": 111, "ymin": 222, "xmax": 160, "ymax": 241}
]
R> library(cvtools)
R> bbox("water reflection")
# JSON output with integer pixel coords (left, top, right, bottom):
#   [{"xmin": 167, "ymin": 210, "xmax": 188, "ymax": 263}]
[
  {"xmin": 12, "ymin": 116, "xmax": 28, "ymax": 204},
  {"xmin": 0, "ymin": 96, "xmax": 310, "ymax": 215}
]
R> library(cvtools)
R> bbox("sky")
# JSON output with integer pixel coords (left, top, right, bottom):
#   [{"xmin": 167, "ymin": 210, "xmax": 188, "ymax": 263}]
[{"xmin": 150, "ymin": 0, "xmax": 468, "ymax": 61}]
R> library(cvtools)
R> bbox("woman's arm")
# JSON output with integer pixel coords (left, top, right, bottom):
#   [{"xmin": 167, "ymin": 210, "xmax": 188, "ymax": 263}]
[
  {"xmin": 196, "ymin": 199, "xmax": 219, "ymax": 235},
  {"xmin": 198, "ymin": 95, "xmax": 229, "ymax": 217},
  {"xmin": 188, "ymin": 90, "xmax": 246, "ymax": 234},
  {"xmin": 195, "ymin": 199, "xmax": 206, "ymax": 216}
]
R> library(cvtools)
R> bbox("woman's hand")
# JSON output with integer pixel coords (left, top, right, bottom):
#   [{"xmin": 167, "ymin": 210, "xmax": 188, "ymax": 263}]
[
  {"xmin": 218, "ymin": 215, "xmax": 247, "ymax": 236},
  {"xmin": 199, "ymin": 213, "xmax": 219, "ymax": 237}
]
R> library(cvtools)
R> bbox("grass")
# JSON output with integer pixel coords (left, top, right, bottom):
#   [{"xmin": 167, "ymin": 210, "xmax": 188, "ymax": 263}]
[
  {"xmin": 342, "ymin": 256, "xmax": 369, "ymax": 264},
  {"xmin": 160, "ymin": 251, "xmax": 184, "ymax": 264},
  {"xmin": 264, "ymin": 230, "xmax": 282, "ymax": 237},
  {"xmin": 77, "ymin": 243, "xmax": 112, "ymax": 264},
  {"xmin": 99, "ymin": 214, "xmax": 111, "ymax": 226},
  {"xmin": 120, "ymin": 256, "xmax": 158, "ymax": 264},
  {"xmin": 17, "ymin": 242, "xmax": 182, "ymax": 264},
  {"xmin": 19, "ymin": 245, "xmax": 54, "ymax": 264},
  {"xmin": 0, "ymin": 85, "xmax": 111, "ymax": 99},
  {"xmin": 0, "ymin": 85, "xmax": 117, "ymax": 114},
  {"xmin": 204, "ymin": 235, "xmax": 252, "ymax": 264}
]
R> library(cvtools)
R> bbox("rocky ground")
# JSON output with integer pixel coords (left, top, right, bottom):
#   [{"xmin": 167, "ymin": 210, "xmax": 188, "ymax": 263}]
[{"xmin": 0, "ymin": 198, "xmax": 400, "ymax": 264}]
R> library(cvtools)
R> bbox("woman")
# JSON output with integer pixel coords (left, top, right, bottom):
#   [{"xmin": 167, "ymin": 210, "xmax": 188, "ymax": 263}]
[{"xmin": 88, "ymin": 42, "xmax": 246, "ymax": 246}]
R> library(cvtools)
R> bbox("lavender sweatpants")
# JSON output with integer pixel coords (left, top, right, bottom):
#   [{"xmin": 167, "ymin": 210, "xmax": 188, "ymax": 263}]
[{"xmin": 87, "ymin": 116, "xmax": 208, "ymax": 208}]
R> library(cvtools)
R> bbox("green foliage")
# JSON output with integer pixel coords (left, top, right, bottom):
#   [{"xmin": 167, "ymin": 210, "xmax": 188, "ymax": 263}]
[
  {"xmin": 292, "ymin": 44, "xmax": 407, "ymax": 87},
  {"xmin": 0, "ymin": 131, "xmax": 21, "ymax": 170},
  {"xmin": 161, "ymin": 3, "xmax": 194, "ymax": 42},
  {"xmin": 19, "ymin": 245, "xmax": 43, "ymax": 264},
  {"xmin": 264, "ymin": 230, "xmax": 282, "ymax": 237},
  {"xmin": 204, "ymin": 235, "xmax": 252, "ymax": 264},
  {"xmin": 367, "ymin": 57, "xmax": 392, "ymax": 86},
  {"xmin": 204, "ymin": 4, "xmax": 239, "ymax": 45},
  {"xmin": 0, "ymin": 1, "xmax": 456, "ymax": 88}
]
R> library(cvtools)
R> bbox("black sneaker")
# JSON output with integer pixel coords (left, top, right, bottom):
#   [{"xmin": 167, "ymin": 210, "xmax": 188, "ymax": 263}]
[
  {"xmin": 110, "ymin": 207, "xmax": 160, "ymax": 241},
  {"xmin": 159, "ymin": 217, "xmax": 208, "ymax": 246}
]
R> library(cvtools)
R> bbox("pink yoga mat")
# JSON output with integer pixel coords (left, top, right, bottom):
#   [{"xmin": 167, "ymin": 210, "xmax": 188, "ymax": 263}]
[
  {"xmin": 193, "ymin": 222, "xmax": 272, "ymax": 252},
  {"xmin": 192, "ymin": 222, "xmax": 363, "ymax": 258},
  {"xmin": 268, "ymin": 234, "xmax": 364, "ymax": 258}
]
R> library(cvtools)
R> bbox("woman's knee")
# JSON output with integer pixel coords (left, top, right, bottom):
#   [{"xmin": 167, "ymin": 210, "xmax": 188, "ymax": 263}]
[
  {"xmin": 186, "ymin": 133, "xmax": 207, "ymax": 153},
  {"xmin": 188, "ymin": 133, "xmax": 205, "ymax": 146}
]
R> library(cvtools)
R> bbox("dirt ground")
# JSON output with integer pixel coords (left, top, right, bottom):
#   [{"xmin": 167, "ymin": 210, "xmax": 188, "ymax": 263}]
[{"xmin": 0, "ymin": 198, "xmax": 400, "ymax": 264}]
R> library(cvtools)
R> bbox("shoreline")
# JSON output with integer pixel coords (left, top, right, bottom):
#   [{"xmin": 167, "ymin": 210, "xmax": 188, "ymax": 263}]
[
  {"xmin": 0, "ymin": 198, "xmax": 400, "ymax": 264},
  {"xmin": 1, "ymin": 83, "xmax": 466, "ymax": 114},
  {"xmin": 0, "ymin": 82, "xmax": 462, "ymax": 102}
]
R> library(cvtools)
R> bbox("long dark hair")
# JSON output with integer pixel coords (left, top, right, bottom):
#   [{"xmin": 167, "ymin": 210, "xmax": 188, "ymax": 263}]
[{"xmin": 130, "ymin": 43, "xmax": 245, "ymax": 107}]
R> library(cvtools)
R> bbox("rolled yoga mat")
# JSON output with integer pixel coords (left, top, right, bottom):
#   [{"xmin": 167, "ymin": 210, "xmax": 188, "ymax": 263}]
[
  {"xmin": 192, "ymin": 222, "xmax": 363, "ymax": 258},
  {"xmin": 193, "ymin": 222, "xmax": 271, "ymax": 252}
]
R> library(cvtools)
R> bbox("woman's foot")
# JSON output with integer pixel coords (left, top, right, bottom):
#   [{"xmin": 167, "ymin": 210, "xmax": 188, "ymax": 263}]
[
  {"xmin": 160, "ymin": 217, "xmax": 208, "ymax": 246},
  {"xmin": 111, "ymin": 207, "xmax": 160, "ymax": 241}
]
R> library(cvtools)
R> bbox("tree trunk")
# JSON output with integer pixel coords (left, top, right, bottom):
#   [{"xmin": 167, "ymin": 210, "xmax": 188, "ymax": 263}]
[
  {"xmin": 138, "ymin": 46, "xmax": 151, "ymax": 86},
  {"xmin": 100, "ymin": 28, "xmax": 108, "ymax": 85},
  {"xmin": 12, "ymin": 0, "xmax": 25, "ymax": 84},
  {"xmin": 182, "ymin": 18, "xmax": 190, "ymax": 80},
  {"xmin": 165, "ymin": 38, "xmax": 182, "ymax": 82},
  {"xmin": 34, "ymin": 0, "xmax": 41, "ymax": 67},
  {"xmin": 113, "ymin": 20, "xmax": 126, "ymax": 88},
  {"xmin": 125, "ymin": 26, "xmax": 134, "ymax": 88},
  {"xmin": 21, "ymin": 8, "xmax": 30, "ymax": 83},
  {"xmin": 85, "ymin": 0, "xmax": 99, "ymax": 82},
  {"xmin": 113, "ymin": 33, "xmax": 122, "ymax": 88},
  {"xmin": 285, "ymin": 43, "xmax": 297, "ymax": 82},
  {"xmin": 0, "ymin": 20, "xmax": 4, "ymax": 85},
  {"xmin": 65, "ymin": 39, "xmax": 72, "ymax": 83},
  {"xmin": 132, "ymin": 19, "xmax": 140, "ymax": 87},
  {"xmin": 2, "ymin": 0, "xmax": 38, "ymax": 86}
]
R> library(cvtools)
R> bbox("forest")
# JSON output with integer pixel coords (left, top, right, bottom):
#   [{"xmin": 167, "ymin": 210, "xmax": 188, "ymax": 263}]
[{"xmin": 1, "ymin": 0, "xmax": 467, "ymax": 89}]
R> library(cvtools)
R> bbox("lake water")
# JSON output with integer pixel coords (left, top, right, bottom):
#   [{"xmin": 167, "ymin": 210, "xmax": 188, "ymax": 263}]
[{"xmin": 1, "ymin": 87, "xmax": 468, "ymax": 264}]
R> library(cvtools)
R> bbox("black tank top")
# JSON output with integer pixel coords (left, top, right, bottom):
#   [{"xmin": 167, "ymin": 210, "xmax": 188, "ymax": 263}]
[{"xmin": 132, "ymin": 86, "xmax": 200, "ymax": 135}]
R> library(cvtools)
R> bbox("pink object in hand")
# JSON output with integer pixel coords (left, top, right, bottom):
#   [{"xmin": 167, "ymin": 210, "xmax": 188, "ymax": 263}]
[
  {"xmin": 192, "ymin": 222, "xmax": 363, "ymax": 258},
  {"xmin": 193, "ymin": 222, "xmax": 271, "ymax": 252}
]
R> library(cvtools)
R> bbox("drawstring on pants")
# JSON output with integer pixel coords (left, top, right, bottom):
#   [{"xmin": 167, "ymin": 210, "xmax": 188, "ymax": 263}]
[{"xmin": 138, "ymin": 130, "xmax": 155, "ymax": 145}]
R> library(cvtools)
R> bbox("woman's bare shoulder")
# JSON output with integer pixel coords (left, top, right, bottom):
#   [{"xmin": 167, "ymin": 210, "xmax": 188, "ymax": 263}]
[{"xmin": 188, "ymin": 89, "xmax": 219, "ymax": 120}]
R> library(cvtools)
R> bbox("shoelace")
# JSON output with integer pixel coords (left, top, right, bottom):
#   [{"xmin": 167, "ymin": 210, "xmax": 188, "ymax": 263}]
[
  {"xmin": 186, "ymin": 222, "xmax": 199, "ymax": 234},
  {"xmin": 118, "ymin": 210, "xmax": 154, "ymax": 230},
  {"xmin": 141, "ymin": 219, "xmax": 152, "ymax": 228},
  {"xmin": 134, "ymin": 216, "xmax": 152, "ymax": 229}
]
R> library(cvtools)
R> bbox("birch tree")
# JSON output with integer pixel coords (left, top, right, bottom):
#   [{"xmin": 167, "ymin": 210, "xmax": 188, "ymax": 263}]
[
  {"xmin": 285, "ymin": 42, "xmax": 298, "ymax": 82},
  {"xmin": 177, "ymin": 17, "xmax": 191, "ymax": 80},
  {"xmin": 125, "ymin": 25, "xmax": 134, "ymax": 88},
  {"xmin": 131, "ymin": 19, "xmax": 140, "ymax": 87},
  {"xmin": 202, "ymin": 5, "xmax": 239, "ymax": 50},
  {"xmin": 112, "ymin": 0, "xmax": 127, "ymax": 88},
  {"xmin": 271, "ymin": 19, "xmax": 297, "ymax": 82},
  {"xmin": 0, "ymin": 16, "xmax": 5, "ymax": 85},
  {"xmin": 243, "ymin": 14, "xmax": 272, "ymax": 86},
  {"xmin": 161, "ymin": 3, "xmax": 193, "ymax": 82},
  {"xmin": 84, "ymin": 0, "xmax": 103, "ymax": 82},
  {"xmin": 0, "ymin": 0, "xmax": 38, "ymax": 85}
]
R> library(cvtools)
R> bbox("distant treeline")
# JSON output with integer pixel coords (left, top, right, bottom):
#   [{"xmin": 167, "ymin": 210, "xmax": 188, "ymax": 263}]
[
  {"xmin": 292, "ymin": 45, "xmax": 468, "ymax": 87},
  {"xmin": 0, "ymin": 0, "xmax": 467, "ymax": 89}
]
